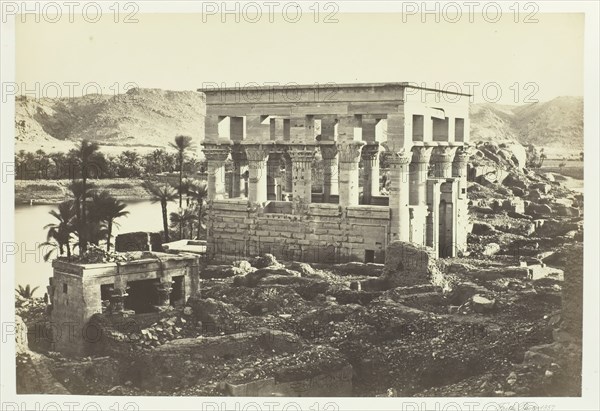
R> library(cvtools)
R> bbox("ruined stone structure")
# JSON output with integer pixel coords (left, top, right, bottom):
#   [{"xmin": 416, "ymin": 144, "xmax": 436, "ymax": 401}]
[
  {"xmin": 49, "ymin": 252, "xmax": 200, "ymax": 356},
  {"xmin": 201, "ymin": 83, "xmax": 470, "ymax": 263}
]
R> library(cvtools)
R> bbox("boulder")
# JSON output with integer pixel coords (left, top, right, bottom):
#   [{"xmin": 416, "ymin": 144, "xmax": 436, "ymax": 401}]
[
  {"xmin": 447, "ymin": 282, "xmax": 489, "ymax": 305},
  {"xmin": 502, "ymin": 198, "xmax": 525, "ymax": 214},
  {"xmin": 555, "ymin": 205, "xmax": 580, "ymax": 217},
  {"xmin": 252, "ymin": 254, "xmax": 280, "ymax": 269},
  {"xmin": 502, "ymin": 172, "xmax": 529, "ymax": 191},
  {"xmin": 383, "ymin": 241, "xmax": 438, "ymax": 287},
  {"xmin": 525, "ymin": 203, "xmax": 553, "ymax": 217},
  {"xmin": 288, "ymin": 261, "xmax": 315, "ymax": 276},
  {"xmin": 501, "ymin": 142, "xmax": 528, "ymax": 169},
  {"xmin": 202, "ymin": 265, "xmax": 251, "ymax": 279},
  {"xmin": 237, "ymin": 267, "xmax": 301, "ymax": 287},
  {"xmin": 510, "ymin": 186, "xmax": 526, "ymax": 197},
  {"xmin": 233, "ymin": 260, "xmax": 254, "ymax": 274},
  {"xmin": 531, "ymin": 183, "xmax": 551, "ymax": 194},
  {"xmin": 471, "ymin": 222, "xmax": 495, "ymax": 235},
  {"xmin": 482, "ymin": 243, "xmax": 501, "ymax": 256},
  {"xmin": 471, "ymin": 294, "xmax": 496, "ymax": 313}
]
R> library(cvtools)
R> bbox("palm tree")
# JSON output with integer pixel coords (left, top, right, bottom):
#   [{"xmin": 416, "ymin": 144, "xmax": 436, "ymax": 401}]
[
  {"xmin": 143, "ymin": 181, "xmax": 178, "ymax": 242},
  {"xmin": 42, "ymin": 200, "xmax": 76, "ymax": 261},
  {"xmin": 188, "ymin": 181, "xmax": 208, "ymax": 239},
  {"xmin": 72, "ymin": 140, "xmax": 100, "ymax": 252},
  {"xmin": 68, "ymin": 180, "xmax": 96, "ymax": 252},
  {"xmin": 16, "ymin": 284, "xmax": 39, "ymax": 299},
  {"xmin": 89, "ymin": 191, "xmax": 129, "ymax": 251},
  {"xmin": 169, "ymin": 135, "xmax": 195, "ymax": 210},
  {"xmin": 169, "ymin": 208, "xmax": 197, "ymax": 239}
]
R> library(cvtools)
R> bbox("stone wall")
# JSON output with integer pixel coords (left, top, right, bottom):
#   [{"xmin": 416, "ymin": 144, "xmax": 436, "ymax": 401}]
[
  {"xmin": 207, "ymin": 199, "xmax": 391, "ymax": 264},
  {"xmin": 115, "ymin": 232, "xmax": 164, "ymax": 252},
  {"xmin": 49, "ymin": 253, "xmax": 200, "ymax": 356}
]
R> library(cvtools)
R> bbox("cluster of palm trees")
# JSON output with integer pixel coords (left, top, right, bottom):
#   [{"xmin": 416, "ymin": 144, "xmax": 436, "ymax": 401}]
[
  {"xmin": 42, "ymin": 136, "xmax": 208, "ymax": 262},
  {"xmin": 42, "ymin": 140, "xmax": 129, "ymax": 261},
  {"xmin": 144, "ymin": 135, "xmax": 208, "ymax": 243}
]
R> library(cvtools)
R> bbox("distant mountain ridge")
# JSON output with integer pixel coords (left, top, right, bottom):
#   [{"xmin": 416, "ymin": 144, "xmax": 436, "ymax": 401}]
[
  {"xmin": 15, "ymin": 88, "xmax": 206, "ymax": 153},
  {"xmin": 470, "ymin": 96, "xmax": 583, "ymax": 151},
  {"xmin": 15, "ymin": 89, "xmax": 582, "ymax": 153}
]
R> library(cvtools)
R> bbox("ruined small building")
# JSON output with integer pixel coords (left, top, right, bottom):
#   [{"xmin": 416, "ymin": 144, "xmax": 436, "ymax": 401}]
[
  {"xmin": 200, "ymin": 82, "xmax": 470, "ymax": 263},
  {"xmin": 48, "ymin": 252, "xmax": 200, "ymax": 356}
]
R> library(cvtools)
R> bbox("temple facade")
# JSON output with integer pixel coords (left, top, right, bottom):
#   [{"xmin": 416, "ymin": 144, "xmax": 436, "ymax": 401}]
[{"xmin": 200, "ymin": 83, "xmax": 470, "ymax": 263}]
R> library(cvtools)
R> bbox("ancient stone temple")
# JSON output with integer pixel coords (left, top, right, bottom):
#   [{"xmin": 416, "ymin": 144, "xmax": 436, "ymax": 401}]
[{"xmin": 201, "ymin": 82, "xmax": 470, "ymax": 263}]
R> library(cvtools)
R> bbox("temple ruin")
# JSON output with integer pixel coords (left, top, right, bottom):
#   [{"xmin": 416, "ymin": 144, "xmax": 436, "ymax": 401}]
[{"xmin": 201, "ymin": 82, "xmax": 471, "ymax": 263}]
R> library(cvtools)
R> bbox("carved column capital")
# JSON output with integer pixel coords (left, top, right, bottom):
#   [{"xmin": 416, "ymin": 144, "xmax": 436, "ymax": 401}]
[
  {"xmin": 411, "ymin": 146, "xmax": 433, "ymax": 164},
  {"xmin": 453, "ymin": 145, "xmax": 470, "ymax": 165},
  {"xmin": 337, "ymin": 141, "xmax": 365, "ymax": 163},
  {"xmin": 387, "ymin": 148, "xmax": 412, "ymax": 166},
  {"xmin": 431, "ymin": 146, "xmax": 458, "ymax": 164},
  {"xmin": 243, "ymin": 144, "xmax": 270, "ymax": 163},
  {"xmin": 360, "ymin": 142, "xmax": 382, "ymax": 161},
  {"xmin": 319, "ymin": 144, "xmax": 338, "ymax": 160},
  {"xmin": 203, "ymin": 143, "xmax": 231, "ymax": 162},
  {"xmin": 287, "ymin": 144, "xmax": 316, "ymax": 163}
]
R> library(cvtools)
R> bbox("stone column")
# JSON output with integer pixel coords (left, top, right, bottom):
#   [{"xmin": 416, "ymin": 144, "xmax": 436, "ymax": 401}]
[
  {"xmin": 287, "ymin": 145, "xmax": 315, "ymax": 208},
  {"xmin": 388, "ymin": 149, "xmax": 413, "ymax": 241},
  {"xmin": 203, "ymin": 143, "xmax": 231, "ymax": 200},
  {"xmin": 361, "ymin": 143, "xmax": 381, "ymax": 205},
  {"xmin": 230, "ymin": 145, "xmax": 246, "ymax": 198},
  {"xmin": 320, "ymin": 143, "xmax": 338, "ymax": 203},
  {"xmin": 283, "ymin": 154, "xmax": 293, "ymax": 193},
  {"xmin": 154, "ymin": 278, "xmax": 173, "ymax": 312},
  {"xmin": 409, "ymin": 146, "xmax": 433, "ymax": 206},
  {"xmin": 452, "ymin": 146, "xmax": 469, "ymax": 198},
  {"xmin": 426, "ymin": 180, "xmax": 443, "ymax": 255},
  {"xmin": 338, "ymin": 141, "xmax": 365, "ymax": 207},
  {"xmin": 109, "ymin": 287, "xmax": 128, "ymax": 314},
  {"xmin": 244, "ymin": 144, "xmax": 270, "ymax": 203},
  {"xmin": 452, "ymin": 146, "xmax": 470, "ymax": 254},
  {"xmin": 431, "ymin": 146, "xmax": 458, "ymax": 179},
  {"xmin": 267, "ymin": 153, "xmax": 281, "ymax": 200}
]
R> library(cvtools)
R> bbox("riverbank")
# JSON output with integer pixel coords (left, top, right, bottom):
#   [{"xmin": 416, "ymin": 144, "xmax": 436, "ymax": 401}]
[{"xmin": 14, "ymin": 178, "xmax": 153, "ymax": 205}]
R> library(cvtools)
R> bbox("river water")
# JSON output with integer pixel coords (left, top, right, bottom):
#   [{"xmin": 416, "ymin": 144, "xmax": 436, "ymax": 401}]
[{"xmin": 15, "ymin": 200, "xmax": 165, "ymax": 294}]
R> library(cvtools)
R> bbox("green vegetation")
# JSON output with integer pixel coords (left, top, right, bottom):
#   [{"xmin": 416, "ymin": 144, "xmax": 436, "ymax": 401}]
[
  {"xmin": 40, "ymin": 141, "xmax": 131, "ymax": 261},
  {"xmin": 16, "ymin": 284, "xmax": 40, "ymax": 299},
  {"xmin": 15, "ymin": 147, "xmax": 203, "ymax": 180}
]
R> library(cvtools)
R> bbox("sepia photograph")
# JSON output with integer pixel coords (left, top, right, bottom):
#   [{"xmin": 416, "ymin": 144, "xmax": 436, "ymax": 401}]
[{"xmin": 1, "ymin": 1, "xmax": 598, "ymax": 410}]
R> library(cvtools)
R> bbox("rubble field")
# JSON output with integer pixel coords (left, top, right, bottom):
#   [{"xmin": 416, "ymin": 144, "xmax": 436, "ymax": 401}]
[{"xmin": 16, "ymin": 142, "xmax": 584, "ymax": 397}]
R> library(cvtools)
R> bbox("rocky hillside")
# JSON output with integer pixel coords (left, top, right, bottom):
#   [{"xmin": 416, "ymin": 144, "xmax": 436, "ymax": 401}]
[
  {"xmin": 15, "ymin": 89, "xmax": 581, "ymax": 154},
  {"xmin": 15, "ymin": 88, "xmax": 205, "ymax": 153},
  {"xmin": 470, "ymin": 97, "xmax": 583, "ymax": 153}
]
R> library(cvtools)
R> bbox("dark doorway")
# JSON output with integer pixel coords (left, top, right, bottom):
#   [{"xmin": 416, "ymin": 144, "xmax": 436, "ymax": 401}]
[
  {"xmin": 170, "ymin": 276, "xmax": 185, "ymax": 307},
  {"xmin": 125, "ymin": 279, "xmax": 159, "ymax": 314},
  {"xmin": 439, "ymin": 200, "xmax": 454, "ymax": 258},
  {"xmin": 100, "ymin": 284, "xmax": 113, "ymax": 301},
  {"xmin": 364, "ymin": 250, "xmax": 375, "ymax": 263}
]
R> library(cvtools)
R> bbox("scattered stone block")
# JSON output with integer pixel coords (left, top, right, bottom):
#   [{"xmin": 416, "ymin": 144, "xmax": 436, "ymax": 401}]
[
  {"xmin": 383, "ymin": 241, "xmax": 438, "ymax": 287},
  {"xmin": 482, "ymin": 243, "xmax": 501, "ymax": 256},
  {"xmin": 471, "ymin": 294, "xmax": 496, "ymax": 313}
]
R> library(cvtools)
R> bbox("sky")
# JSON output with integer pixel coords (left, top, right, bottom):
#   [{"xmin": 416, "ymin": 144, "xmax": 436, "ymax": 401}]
[{"xmin": 15, "ymin": 10, "xmax": 584, "ymax": 105}]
